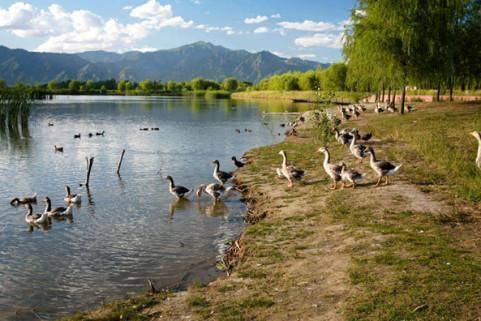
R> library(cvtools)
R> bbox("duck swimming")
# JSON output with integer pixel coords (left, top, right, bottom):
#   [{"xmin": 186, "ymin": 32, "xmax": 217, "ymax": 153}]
[
  {"xmin": 64, "ymin": 185, "xmax": 81, "ymax": 204},
  {"xmin": 317, "ymin": 147, "xmax": 342, "ymax": 190},
  {"xmin": 44, "ymin": 197, "xmax": 72, "ymax": 217},
  {"xmin": 10, "ymin": 193, "xmax": 37, "ymax": 206},
  {"xmin": 165, "ymin": 176, "xmax": 192, "ymax": 199},
  {"xmin": 231, "ymin": 156, "xmax": 245, "ymax": 168},
  {"xmin": 278, "ymin": 150, "xmax": 305, "ymax": 187},
  {"xmin": 367, "ymin": 147, "xmax": 402, "ymax": 186},
  {"xmin": 212, "ymin": 160, "xmax": 233, "ymax": 186},
  {"xmin": 54, "ymin": 145, "xmax": 64, "ymax": 152},
  {"xmin": 74, "ymin": 133, "xmax": 81, "ymax": 139},
  {"xmin": 24, "ymin": 203, "xmax": 50, "ymax": 225}
]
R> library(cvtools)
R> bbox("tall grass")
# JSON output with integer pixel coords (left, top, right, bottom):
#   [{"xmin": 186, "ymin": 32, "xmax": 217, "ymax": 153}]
[{"xmin": 0, "ymin": 88, "xmax": 33, "ymax": 139}]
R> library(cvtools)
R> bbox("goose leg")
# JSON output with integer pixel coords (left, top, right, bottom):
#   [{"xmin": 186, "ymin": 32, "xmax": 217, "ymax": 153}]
[
  {"xmin": 384, "ymin": 176, "xmax": 389, "ymax": 185},
  {"xmin": 329, "ymin": 181, "xmax": 337, "ymax": 190},
  {"xmin": 352, "ymin": 181, "xmax": 356, "ymax": 189},
  {"xmin": 375, "ymin": 176, "xmax": 382, "ymax": 187}
]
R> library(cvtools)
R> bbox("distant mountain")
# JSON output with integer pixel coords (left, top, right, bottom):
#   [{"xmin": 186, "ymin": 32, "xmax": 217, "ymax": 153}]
[{"xmin": 0, "ymin": 42, "xmax": 326, "ymax": 85}]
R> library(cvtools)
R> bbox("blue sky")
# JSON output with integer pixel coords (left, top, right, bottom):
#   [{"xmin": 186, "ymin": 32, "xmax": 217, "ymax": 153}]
[{"xmin": 0, "ymin": 0, "xmax": 355, "ymax": 62}]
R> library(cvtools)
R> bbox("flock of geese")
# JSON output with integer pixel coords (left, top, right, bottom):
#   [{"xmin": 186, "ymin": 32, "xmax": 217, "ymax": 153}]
[{"xmin": 276, "ymin": 103, "xmax": 404, "ymax": 189}]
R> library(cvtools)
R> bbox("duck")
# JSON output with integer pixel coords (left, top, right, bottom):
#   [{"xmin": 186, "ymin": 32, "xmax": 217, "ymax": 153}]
[
  {"xmin": 361, "ymin": 132, "xmax": 373, "ymax": 142},
  {"xmin": 64, "ymin": 185, "xmax": 81, "ymax": 204},
  {"xmin": 317, "ymin": 147, "xmax": 342, "ymax": 189},
  {"xmin": 340, "ymin": 163, "xmax": 365, "ymax": 188},
  {"xmin": 196, "ymin": 183, "xmax": 236, "ymax": 202},
  {"xmin": 332, "ymin": 128, "xmax": 353, "ymax": 146},
  {"xmin": 54, "ymin": 145, "xmax": 64, "ymax": 152},
  {"xmin": 48, "ymin": 122, "xmax": 54, "ymax": 127},
  {"xmin": 24, "ymin": 203, "xmax": 50, "ymax": 225},
  {"xmin": 231, "ymin": 156, "xmax": 245, "ymax": 168},
  {"xmin": 74, "ymin": 133, "xmax": 81, "ymax": 139},
  {"xmin": 349, "ymin": 130, "xmax": 368, "ymax": 163},
  {"xmin": 367, "ymin": 147, "xmax": 402, "ymax": 186},
  {"xmin": 88, "ymin": 133, "xmax": 93, "ymax": 138},
  {"xmin": 212, "ymin": 160, "xmax": 233, "ymax": 186},
  {"xmin": 10, "ymin": 193, "xmax": 37, "ymax": 206},
  {"xmin": 44, "ymin": 197, "xmax": 72, "ymax": 217},
  {"xmin": 235, "ymin": 129, "xmax": 241, "ymax": 133},
  {"xmin": 96, "ymin": 130, "xmax": 105, "ymax": 136},
  {"xmin": 278, "ymin": 150, "xmax": 305, "ymax": 187},
  {"xmin": 151, "ymin": 128, "xmax": 160, "ymax": 131},
  {"xmin": 470, "ymin": 131, "xmax": 481, "ymax": 169},
  {"xmin": 140, "ymin": 128, "xmax": 149, "ymax": 131},
  {"xmin": 165, "ymin": 176, "xmax": 192, "ymax": 199}
]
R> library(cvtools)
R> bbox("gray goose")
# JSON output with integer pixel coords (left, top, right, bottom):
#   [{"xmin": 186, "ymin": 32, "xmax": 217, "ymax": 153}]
[
  {"xmin": 278, "ymin": 150, "xmax": 305, "ymax": 187},
  {"xmin": 44, "ymin": 197, "xmax": 72, "ymax": 217},
  {"xmin": 367, "ymin": 147, "xmax": 402, "ymax": 186},
  {"xmin": 317, "ymin": 147, "xmax": 342, "ymax": 189},
  {"xmin": 349, "ymin": 130, "xmax": 368, "ymax": 163},
  {"xmin": 212, "ymin": 160, "xmax": 233, "ymax": 185},
  {"xmin": 10, "ymin": 193, "xmax": 37, "ymax": 206},
  {"xmin": 340, "ymin": 163, "xmax": 365, "ymax": 188},
  {"xmin": 165, "ymin": 176, "xmax": 192, "ymax": 199},
  {"xmin": 470, "ymin": 131, "xmax": 481, "ymax": 169}
]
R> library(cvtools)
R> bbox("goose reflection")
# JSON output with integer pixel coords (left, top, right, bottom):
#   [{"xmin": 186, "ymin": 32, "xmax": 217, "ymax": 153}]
[
  {"xmin": 168, "ymin": 198, "xmax": 191, "ymax": 218},
  {"xmin": 196, "ymin": 199, "xmax": 230, "ymax": 217}
]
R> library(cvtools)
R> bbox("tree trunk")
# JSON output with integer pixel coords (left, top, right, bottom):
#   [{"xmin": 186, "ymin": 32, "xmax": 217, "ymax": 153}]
[
  {"xmin": 387, "ymin": 87, "xmax": 391, "ymax": 103},
  {"xmin": 449, "ymin": 78, "xmax": 454, "ymax": 101},
  {"xmin": 436, "ymin": 82, "xmax": 441, "ymax": 102},
  {"xmin": 381, "ymin": 84, "xmax": 385, "ymax": 102},
  {"xmin": 392, "ymin": 90, "xmax": 396, "ymax": 108},
  {"xmin": 400, "ymin": 85, "xmax": 406, "ymax": 114},
  {"xmin": 375, "ymin": 92, "xmax": 379, "ymax": 102}
]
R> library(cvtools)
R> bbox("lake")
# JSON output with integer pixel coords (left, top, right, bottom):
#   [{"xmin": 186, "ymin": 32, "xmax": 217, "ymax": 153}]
[{"xmin": 0, "ymin": 96, "xmax": 312, "ymax": 320}]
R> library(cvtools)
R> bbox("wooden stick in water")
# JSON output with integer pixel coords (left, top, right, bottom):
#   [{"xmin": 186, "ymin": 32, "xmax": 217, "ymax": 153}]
[
  {"xmin": 116, "ymin": 149, "xmax": 125, "ymax": 175},
  {"xmin": 85, "ymin": 157, "xmax": 94, "ymax": 187}
]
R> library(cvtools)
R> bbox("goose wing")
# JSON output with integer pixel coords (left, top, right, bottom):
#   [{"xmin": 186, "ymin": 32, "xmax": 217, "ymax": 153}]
[
  {"xmin": 329, "ymin": 164, "xmax": 342, "ymax": 174},
  {"xmin": 217, "ymin": 170, "xmax": 233, "ymax": 180},
  {"xmin": 173, "ymin": 186, "xmax": 190, "ymax": 194},
  {"xmin": 376, "ymin": 161, "xmax": 396, "ymax": 172},
  {"xmin": 287, "ymin": 166, "xmax": 304, "ymax": 179}
]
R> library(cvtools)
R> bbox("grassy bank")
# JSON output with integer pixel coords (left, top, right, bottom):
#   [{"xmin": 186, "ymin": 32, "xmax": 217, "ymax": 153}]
[
  {"xmin": 65, "ymin": 102, "xmax": 481, "ymax": 321},
  {"xmin": 232, "ymin": 90, "xmax": 368, "ymax": 103}
]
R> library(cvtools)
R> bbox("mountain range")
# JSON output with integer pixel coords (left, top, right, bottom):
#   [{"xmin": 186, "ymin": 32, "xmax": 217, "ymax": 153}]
[{"xmin": 0, "ymin": 42, "xmax": 325, "ymax": 85}]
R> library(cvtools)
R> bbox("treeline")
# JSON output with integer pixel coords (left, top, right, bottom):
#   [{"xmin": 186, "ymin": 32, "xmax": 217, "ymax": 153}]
[
  {"xmin": 0, "ymin": 77, "xmax": 252, "ymax": 96},
  {"xmin": 344, "ymin": 0, "xmax": 481, "ymax": 112},
  {"xmin": 255, "ymin": 63, "xmax": 347, "ymax": 92}
]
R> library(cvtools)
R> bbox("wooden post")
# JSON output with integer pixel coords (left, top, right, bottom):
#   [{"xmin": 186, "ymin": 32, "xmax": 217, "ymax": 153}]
[
  {"xmin": 85, "ymin": 157, "xmax": 94, "ymax": 187},
  {"xmin": 116, "ymin": 149, "xmax": 125, "ymax": 175}
]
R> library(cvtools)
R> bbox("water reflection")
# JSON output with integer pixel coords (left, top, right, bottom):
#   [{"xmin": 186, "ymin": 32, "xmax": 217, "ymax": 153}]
[{"xmin": 0, "ymin": 96, "xmax": 313, "ymax": 320}]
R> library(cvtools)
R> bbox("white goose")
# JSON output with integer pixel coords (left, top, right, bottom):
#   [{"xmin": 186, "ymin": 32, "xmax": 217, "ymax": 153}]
[
  {"xmin": 196, "ymin": 183, "xmax": 236, "ymax": 202},
  {"xmin": 64, "ymin": 185, "xmax": 81, "ymax": 204},
  {"xmin": 278, "ymin": 150, "xmax": 305, "ymax": 187},
  {"xmin": 470, "ymin": 131, "xmax": 481, "ymax": 169},
  {"xmin": 317, "ymin": 147, "xmax": 342, "ymax": 189},
  {"xmin": 367, "ymin": 147, "xmax": 402, "ymax": 186}
]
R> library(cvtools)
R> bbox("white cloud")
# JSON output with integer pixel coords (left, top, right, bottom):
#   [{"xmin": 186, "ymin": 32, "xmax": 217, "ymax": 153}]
[
  {"xmin": 297, "ymin": 53, "xmax": 316, "ymax": 59},
  {"xmin": 272, "ymin": 28, "xmax": 286, "ymax": 36},
  {"xmin": 253, "ymin": 26, "xmax": 269, "ymax": 34},
  {"xmin": 278, "ymin": 19, "xmax": 337, "ymax": 32},
  {"xmin": 130, "ymin": 46, "xmax": 158, "ymax": 52},
  {"xmin": 191, "ymin": 0, "xmax": 201, "ymax": 4},
  {"xmin": 271, "ymin": 13, "xmax": 281, "ymax": 19},
  {"xmin": 195, "ymin": 24, "xmax": 234, "ymax": 35},
  {"xmin": 0, "ymin": 1, "xmax": 194, "ymax": 52},
  {"xmin": 271, "ymin": 51, "xmax": 290, "ymax": 58},
  {"xmin": 294, "ymin": 33, "xmax": 343, "ymax": 49},
  {"xmin": 122, "ymin": 5, "xmax": 133, "ymax": 10},
  {"xmin": 244, "ymin": 15, "xmax": 268, "ymax": 24}
]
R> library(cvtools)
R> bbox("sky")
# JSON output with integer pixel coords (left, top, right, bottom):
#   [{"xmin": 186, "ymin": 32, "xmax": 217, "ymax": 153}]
[{"xmin": 0, "ymin": 0, "xmax": 356, "ymax": 62}]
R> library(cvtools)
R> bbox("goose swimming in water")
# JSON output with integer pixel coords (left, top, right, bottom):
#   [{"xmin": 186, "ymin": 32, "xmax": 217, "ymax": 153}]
[
  {"xmin": 54, "ymin": 145, "xmax": 64, "ymax": 152},
  {"xmin": 349, "ymin": 130, "xmax": 368, "ymax": 163},
  {"xmin": 64, "ymin": 185, "xmax": 81, "ymax": 204},
  {"xmin": 231, "ymin": 156, "xmax": 245, "ymax": 168},
  {"xmin": 212, "ymin": 160, "xmax": 233, "ymax": 186},
  {"xmin": 24, "ymin": 203, "xmax": 50, "ymax": 225},
  {"xmin": 471, "ymin": 131, "xmax": 481, "ymax": 169},
  {"xmin": 317, "ymin": 147, "xmax": 342, "ymax": 190},
  {"xmin": 278, "ymin": 150, "xmax": 304, "ymax": 187},
  {"xmin": 74, "ymin": 133, "xmax": 81, "ymax": 139},
  {"xmin": 196, "ymin": 183, "xmax": 236, "ymax": 202},
  {"xmin": 367, "ymin": 147, "xmax": 402, "ymax": 186},
  {"xmin": 165, "ymin": 176, "xmax": 192, "ymax": 199},
  {"xmin": 96, "ymin": 130, "xmax": 105, "ymax": 136},
  {"xmin": 10, "ymin": 193, "xmax": 37, "ymax": 206},
  {"xmin": 340, "ymin": 163, "xmax": 365, "ymax": 188},
  {"xmin": 44, "ymin": 197, "xmax": 72, "ymax": 217}
]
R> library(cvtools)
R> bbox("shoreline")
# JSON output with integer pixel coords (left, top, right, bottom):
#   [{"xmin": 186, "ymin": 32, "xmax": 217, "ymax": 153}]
[{"xmin": 65, "ymin": 102, "xmax": 481, "ymax": 320}]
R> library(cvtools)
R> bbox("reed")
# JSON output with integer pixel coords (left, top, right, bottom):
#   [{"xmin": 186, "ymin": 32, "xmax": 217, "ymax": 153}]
[{"xmin": 0, "ymin": 88, "xmax": 33, "ymax": 138}]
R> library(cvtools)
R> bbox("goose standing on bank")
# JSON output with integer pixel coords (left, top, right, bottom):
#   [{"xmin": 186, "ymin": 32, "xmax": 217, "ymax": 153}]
[
  {"xmin": 10, "ymin": 193, "xmax": 37, "ymax": 206},
  {"xmin": 332, "ymin": 128, "xmax": 353, "ymax": 146},
  {"xmin": 165, "ymin": 176, "xmax": 192, "ymax": 199},
  {"xmin": 317, "ymin": 147, "xmax": 342, "ymax": 189},
  {"xmin": 212, "ymin": 160, "xmax": 233, "ymax": 186},
  {"xmin": 470, "ymin": 131, "xmax": 481, "ymax": 169},
  {"xmin": 24, "ymin": 203, "xmax": 50, "ymax": 225},
  {"xmin": 64, "ymin": 185, "xmax": 81, "ymax": 204},
  {"xmin": 367, "ymin": 147, "xmax": 402, "ymax": 186},
  {"xmin": 278, "ymin": 150, "xmax": 305, "ymax": 187},
  {"xmin": 349, "ymin": 130, "xmax": 368, "ymax": 163},
  {"xmin": 340, "ymin": 163, "xmax": 365, "ymax": 188},
  {"xmin": 231, "ymin": 156, "xmax": 245, "ymax": 168}
]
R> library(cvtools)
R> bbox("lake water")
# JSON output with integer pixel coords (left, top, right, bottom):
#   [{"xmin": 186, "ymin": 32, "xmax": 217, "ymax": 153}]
[{"xmin": 0, "ymin": 96, "xmax": 312, "ymax": 320}]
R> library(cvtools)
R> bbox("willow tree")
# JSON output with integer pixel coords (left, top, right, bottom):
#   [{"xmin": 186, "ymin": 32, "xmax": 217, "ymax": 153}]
[{"xmin": 345, "ymin": 0, "xmax": 467, "ymax": 112}]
